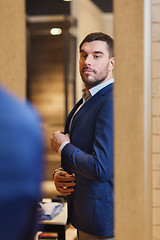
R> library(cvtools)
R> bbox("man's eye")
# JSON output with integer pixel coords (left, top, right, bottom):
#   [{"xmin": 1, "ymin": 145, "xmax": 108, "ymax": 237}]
[
  {"xmin": 94, "ymin": 55, "xmax": 100, "ymax": 59},
  {"xmin": 81, "ymin": 54, "xmax": 87, "ymax": 58}
]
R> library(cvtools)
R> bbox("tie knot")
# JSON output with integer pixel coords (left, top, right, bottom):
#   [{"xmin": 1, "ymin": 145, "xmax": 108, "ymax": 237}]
[{"xmin": 82, "ymin": 88, "xmax": 92, "ymax": 102}]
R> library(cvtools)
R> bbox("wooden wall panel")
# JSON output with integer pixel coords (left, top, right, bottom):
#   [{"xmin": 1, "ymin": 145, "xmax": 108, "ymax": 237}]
[
  {"xmin": 0, "ymin": 0, "xmax": 26, "ymax": 99},
  {"xmin": 114, "ymin": 0, "xmax": 152, "ymax": 239},
  {"xmin": 152, "ymin": 0, "xmax": 160, "ymax": 239}
]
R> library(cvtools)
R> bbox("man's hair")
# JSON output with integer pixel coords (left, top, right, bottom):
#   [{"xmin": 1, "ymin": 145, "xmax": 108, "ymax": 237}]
[{"xmin": 79, "ymin": 32, "xmax": 114, "ymax": 58}]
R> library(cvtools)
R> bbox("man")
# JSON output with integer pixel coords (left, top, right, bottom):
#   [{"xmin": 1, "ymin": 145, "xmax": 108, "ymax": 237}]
[
  {"xmin": 0, "ymin": 87, "xmax": 44, "ymax": 240},
  {"xmin": 51, "ymin": 32, "xmax": 114, "ymax": 239}
]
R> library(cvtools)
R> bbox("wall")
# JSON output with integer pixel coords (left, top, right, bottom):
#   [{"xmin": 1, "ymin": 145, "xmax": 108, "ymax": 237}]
[
  {"xmin": 0, "ymin": 0, "xmax": 26, "ymax": 99},
  {"xmin": 103, "ymin": 13, "xmax": 114, "ymax": 38},
  {"xmin": 114, "ymin": 0, "xmax": 152, "ymax": 239},
  {"xmin": 152, "ymin": 0, "xmax": 160, "ymax": 239}
]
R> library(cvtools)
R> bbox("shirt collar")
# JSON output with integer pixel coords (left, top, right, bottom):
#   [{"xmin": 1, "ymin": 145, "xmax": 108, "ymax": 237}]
[{"xmin": 89, "ymin": 78, "xmax": 114, "ymax": 97}]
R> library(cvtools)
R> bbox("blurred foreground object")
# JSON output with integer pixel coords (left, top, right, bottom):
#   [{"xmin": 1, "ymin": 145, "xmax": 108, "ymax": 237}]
[{"xmin": 0, "ymin": 87, "xmax": 44, "ymax": 240}]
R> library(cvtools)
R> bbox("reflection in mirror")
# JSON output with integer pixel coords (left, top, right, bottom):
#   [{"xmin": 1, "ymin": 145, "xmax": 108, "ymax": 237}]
[{"xmin": 26, "ymin": 4, "xmax": 114, "ymax": 239}]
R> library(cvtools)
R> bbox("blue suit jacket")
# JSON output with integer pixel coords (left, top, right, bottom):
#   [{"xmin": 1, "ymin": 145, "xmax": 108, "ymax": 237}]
[
  {"xmin": 61, "ymin": 83, "xmax": 114, "ymax": 236},
  {"xmin": 0, "ymin": 88, "xmax": 44, "ymax": 240}
]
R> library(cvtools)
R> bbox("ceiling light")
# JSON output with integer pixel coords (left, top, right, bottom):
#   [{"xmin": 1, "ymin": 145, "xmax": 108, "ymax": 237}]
[{"xmin": 50, "ymin": 28, "xmax": 62, "ymax": 35}]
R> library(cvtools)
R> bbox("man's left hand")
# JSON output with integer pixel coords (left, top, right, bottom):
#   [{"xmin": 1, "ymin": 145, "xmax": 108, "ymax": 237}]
[{"xmin": 50, "ymin": 131, "xmax": 70, "ymax": 152}]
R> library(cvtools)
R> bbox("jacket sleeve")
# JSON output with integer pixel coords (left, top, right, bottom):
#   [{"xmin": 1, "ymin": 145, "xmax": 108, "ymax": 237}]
[{"xmin": 61, "ymin": 100, "xmax": 113, "ymax": 182}]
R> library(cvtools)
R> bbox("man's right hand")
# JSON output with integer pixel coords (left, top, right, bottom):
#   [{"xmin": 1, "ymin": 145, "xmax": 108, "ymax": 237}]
[{"xmin": 54, "ymin": 170, "xmax": 75, "ymax": 196}]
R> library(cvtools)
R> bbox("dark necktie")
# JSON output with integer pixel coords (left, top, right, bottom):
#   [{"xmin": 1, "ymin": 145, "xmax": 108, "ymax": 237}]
[
  {"xmin": 82, "ymin": 88, "xmax": 92, "ymax": 102},
  {"xmin": 64, "ymin": 98, "xmax": 83, "ymax": 134}
]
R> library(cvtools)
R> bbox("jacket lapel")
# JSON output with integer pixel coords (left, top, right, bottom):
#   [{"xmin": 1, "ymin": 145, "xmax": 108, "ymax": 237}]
[
  {"xmin": 70, "ymin": 91, "xmax": 101, "ymax": 135},
  {"xmin": 64, "ymin": 98, "xmax": 83, "ymax": 134},
  {"xmin": 69, "ymin": 83, "xmax": 113, "ymax": 135}
]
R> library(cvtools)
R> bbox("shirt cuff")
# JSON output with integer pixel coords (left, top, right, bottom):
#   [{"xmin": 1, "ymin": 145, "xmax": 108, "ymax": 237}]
[{"xmin": 58, "ymin": 141, "xmax": 70, "ymax": 155}]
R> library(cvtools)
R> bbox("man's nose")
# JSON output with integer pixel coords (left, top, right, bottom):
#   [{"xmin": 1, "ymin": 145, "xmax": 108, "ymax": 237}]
[{"xmin": 84, "ymin": 55, "xmax": 92, "ymax": 66}]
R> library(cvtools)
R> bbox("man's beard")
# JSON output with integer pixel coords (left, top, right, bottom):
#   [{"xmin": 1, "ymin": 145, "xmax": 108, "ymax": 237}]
[
  {"xmin": 82, "ymin": 76, "xmax": 108, "ymax": 88},
  {"xmin": 80, "ymin": 65, "xmax": 109, "ymax": 88}
]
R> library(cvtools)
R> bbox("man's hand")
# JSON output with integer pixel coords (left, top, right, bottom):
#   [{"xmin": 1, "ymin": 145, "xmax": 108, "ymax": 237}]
[
  {"xmin": 54, "ymin": 170, "xmax": 75, "ymax": 196},
  {"xmin": 50, "ymin": 131, "xmax": 70, "ymax": 152}
]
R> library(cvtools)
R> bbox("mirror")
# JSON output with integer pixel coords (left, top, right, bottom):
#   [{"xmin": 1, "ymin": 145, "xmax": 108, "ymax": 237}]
[{"xmin": 26, "ymin": 0, "xmax": 113, "ymax": 190}]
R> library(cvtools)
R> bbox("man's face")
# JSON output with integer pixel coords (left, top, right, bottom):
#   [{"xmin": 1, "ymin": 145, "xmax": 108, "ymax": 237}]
[{"xmin": 79, "ymin": 40, "xmax": 114, "ymax": 89}]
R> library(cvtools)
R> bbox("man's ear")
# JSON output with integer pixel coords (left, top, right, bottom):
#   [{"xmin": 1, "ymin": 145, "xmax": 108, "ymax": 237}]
[{"xmin": 109, "ymin": 57, "xmax": 115, "ymax": 70}]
